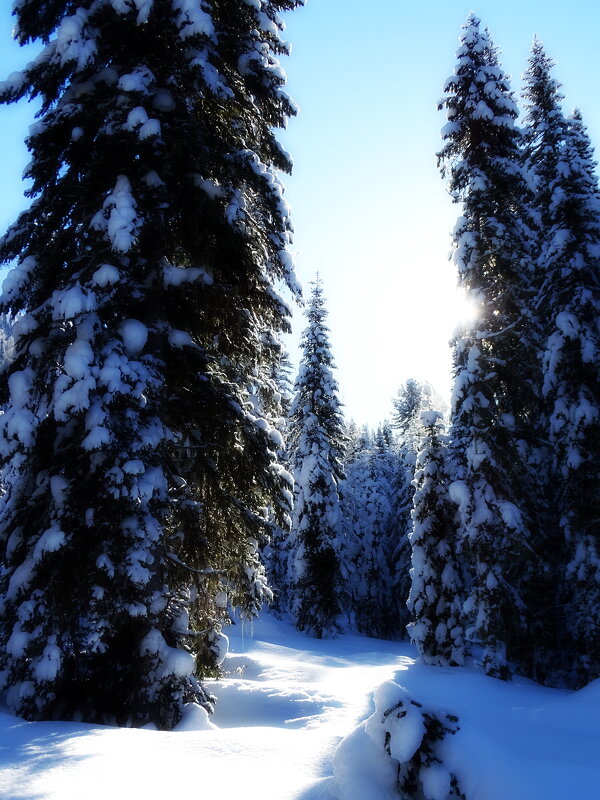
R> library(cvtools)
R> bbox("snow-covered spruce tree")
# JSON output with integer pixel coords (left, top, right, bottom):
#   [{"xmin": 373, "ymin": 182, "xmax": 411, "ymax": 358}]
[
  {"xmin": 438, "ymin": 15, "xmax": 541, "ymax": 679},
  {"xmin": 288, "ymin": 278, "xmax": 346, "ymax": 638},
  {"xmin": 261, "ymin": 348, "xmax": 295, "ymax": 616},
  {"xmin": 391, "ymin": 378, "xmax": 430, "ymax": 434},
  {"xmin": 520, "ymin": 42, "xmax": 574, "ymax": 681},
  {"xmin": 0, "ymin": 0, "xmax": 302, "ymax": 728},
  {"xmin": 522, "ymin": 39, "xmax": 568, "ymax": 247},
  {"xmin": 537, "ymin": 109, "xmax": 600, "ymax": 686},
  {"xmin": 359, "ymin": 682, "xmax": 465, "ymax": 800},
  {"xmin": 375, "ymin": 421, "xmax": 395, "ymax": 452},
  {"xmin": 342, "ymin": 419, "xmax": 362, "ymax": 464},
  {"xmin": 346, "ymin": 422, "xmax": 372, "ymax": 462},
  {"xmin": 408, "ymin": 411, "xmax": 464, "ymax": 666},
  {"xmin": 339, "ymin": 429, "xmax": 399, "ymax": 638},
  {"xmin": 390, "ymin": 379, "xmax": 432, "ymax": 639}
]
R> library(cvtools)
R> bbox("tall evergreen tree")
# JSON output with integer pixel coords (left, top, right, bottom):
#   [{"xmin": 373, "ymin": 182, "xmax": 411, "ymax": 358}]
[
  {"xmin": 537, "ymin": 109, "xmax": 600, "ymax": 686},
  {"xmin": 339, "ymin": 431, "xmax": 399, "ymax": 638},
  {"xmin": 287, "ymin": 278, "xmax": 346, "ymax": 638},
  {"xmin": 522, "ymin": 39, "xmax": 567, "ymax": 245},
  {"xmin": 261, "ymin": 347, "xmax": 295, "ymax": 616},
  {"xmin": 391, "ymin": 379, "xmax": 431, "ymax": 434},
  {"xmin": 390, "ymin": 380, "xmax": 432, "ymax": 639},
  {"xmin": 520, "ymin": 41, "xmax": 573, "ymax": 682},
  {"xmin": 342, "ymin": 419, "xmax": 363, "ymax": 464},
  {"xmin": 407, "ymin": 411, "xmax": 464, "ymax": 666},
  {"xmin": 0, "ymin": 0, "xmax": 302, "ymax": 728},
  {"xmin": 438, "ymin": 15, "xmax": 540, "ymax": 679},
  {"xmin": 522, "ymin": 44, "xmax": 600, "ymax": 685}
]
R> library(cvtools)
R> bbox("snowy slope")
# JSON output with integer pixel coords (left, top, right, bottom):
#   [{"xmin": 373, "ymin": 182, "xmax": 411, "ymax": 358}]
[
  {"xmin": 0, "ymin": 615, "xmax": 411, "ymax": 800},
  {"xmin": 0, "ymin": 615, "xmax": 598, "ymax": 800}
]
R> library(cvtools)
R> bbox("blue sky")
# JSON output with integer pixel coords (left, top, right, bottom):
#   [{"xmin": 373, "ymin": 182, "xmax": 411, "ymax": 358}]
[
  {"xmin": 1, "ymin": 2, "xmax": 599, "ymax": 425},
  {"xmin": 279, "ymin": 0, "xmax": 600, "ymax": 425}
]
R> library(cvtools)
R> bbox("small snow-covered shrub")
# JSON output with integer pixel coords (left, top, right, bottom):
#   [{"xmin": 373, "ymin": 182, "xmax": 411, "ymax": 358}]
[{"xmin": 333, "ymin": 681, "xmax": 465, "ymax": 800}]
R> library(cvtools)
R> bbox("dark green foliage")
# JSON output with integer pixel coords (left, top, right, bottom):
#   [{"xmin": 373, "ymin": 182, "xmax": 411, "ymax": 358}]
[
  {"xmin": 0, "ymin": 0, "xmax": 302, "ymax": 728},
  {"xmin": 536, "ymin": 110, "xmax": 600, "ymax": 686},
  {"xmin": 521, "ymin": 42, "xmax": 600, "ymax": 686},
  {"xmin": 522, "ymin": 39, "xmax": 567, "ymax": 246},
  {"xmin": 438, "ymin": 15, "xmax": 543, "ymax": 680}
]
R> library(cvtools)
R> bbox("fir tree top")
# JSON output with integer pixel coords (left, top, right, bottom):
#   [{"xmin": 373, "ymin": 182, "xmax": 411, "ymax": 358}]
[
  {"xmin": 522, "ymin": 38, "xmax": 566, "ymax": 155},
  {"xmin": 289, "ymin": 276, "xmax": 345, "ymax": 479},
  {"xmin": 522, "ymin": 38, "xmax": 568, "ymax": 232},
  {"xmin": 438, "ymin": 13, "xmax": 534, "ymax": 323},
  {"xmin": 438, "ymin": 14, "xmax": 521, "ymax": 200}
]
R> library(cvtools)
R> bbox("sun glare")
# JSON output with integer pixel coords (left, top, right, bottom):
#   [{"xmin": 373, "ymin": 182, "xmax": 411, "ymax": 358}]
[{"xmin": 452, "ymin": 287, "xmax": 479, "ymax": 327}]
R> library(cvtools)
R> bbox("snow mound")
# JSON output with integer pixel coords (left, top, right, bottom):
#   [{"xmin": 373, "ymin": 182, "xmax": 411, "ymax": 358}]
[
  {"xmin": 332, "ymin": 660, "xmax": 600, "ymax": 800},
  {"xmin": 174, "ymin": 702, "xmax": 217, "ymax": 732}
]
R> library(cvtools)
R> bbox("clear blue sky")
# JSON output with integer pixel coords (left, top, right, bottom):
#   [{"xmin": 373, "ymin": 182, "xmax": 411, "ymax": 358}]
[{"xmin": 1, "ymin": 2, "xmax": 599, "ymax": 425}]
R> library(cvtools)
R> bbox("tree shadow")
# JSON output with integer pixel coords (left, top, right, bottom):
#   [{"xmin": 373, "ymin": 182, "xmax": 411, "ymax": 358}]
[{"xmin": 0, "ymin": 712, "xmax": 104, "ymax": 800}]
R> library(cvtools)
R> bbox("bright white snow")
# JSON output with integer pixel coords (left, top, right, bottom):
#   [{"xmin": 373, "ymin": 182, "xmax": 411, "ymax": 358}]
[{"xmin": 0, "ymin": 615, "xmax": 597, "ymax": 800}]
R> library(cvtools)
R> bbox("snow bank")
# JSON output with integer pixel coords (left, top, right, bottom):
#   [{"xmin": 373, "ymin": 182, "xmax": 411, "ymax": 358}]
[
  {"xmin": 331, "ymin": 660, "xmax": 600, "ymax": 800},
  {"xmin": 334, "ymin": 679, "xmax": 461, "ymax": 800}
]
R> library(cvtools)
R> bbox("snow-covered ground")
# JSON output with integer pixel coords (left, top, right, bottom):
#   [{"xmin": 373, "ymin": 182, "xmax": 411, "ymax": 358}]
[
  {"xmin": 336, "ymin": 658, "xmax": 600, "ymax": 800},
  {"xmin": 0, "ymin": 615, "xmax": 598, "ymax": 800},
  {"xmin": 0, "ymin": 616, "xmax": 411, "ymax": 800}
]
